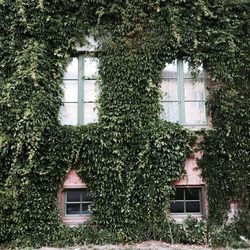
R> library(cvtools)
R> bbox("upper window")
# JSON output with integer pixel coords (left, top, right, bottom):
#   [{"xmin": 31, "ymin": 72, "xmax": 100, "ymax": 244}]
[
  {"xmin": 60, "ymin": 56, "xmax": 99, "ymax": 125},
  {"xmin": 161, "ymin": 60, "xmax": 207, "ymax": 126},
  {"xmin": 64, "ymin": 189, "xmax": 93, "ymax": 216},
  {"xmin": 170, "ymin": 187, "xmax": 202, "ymax": 214}
]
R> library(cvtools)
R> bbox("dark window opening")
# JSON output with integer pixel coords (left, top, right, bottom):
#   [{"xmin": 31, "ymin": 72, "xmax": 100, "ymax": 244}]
[
  {"xmin": 170, "ymin": 187, "xmax": 202, "ymax": 214},
  {"xmin": 65, "ymin": 189, "xmax": 93, "ymax": 216}
]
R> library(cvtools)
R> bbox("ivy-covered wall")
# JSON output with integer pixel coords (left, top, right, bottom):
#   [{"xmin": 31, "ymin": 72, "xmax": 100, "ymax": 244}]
[
  {"xmin": 198, "ymin": 1, "xmax": 250, "ymax": 232},
  {"xmin": 0, "ymin": 0, "xmax": 249, "ymax": 248}
]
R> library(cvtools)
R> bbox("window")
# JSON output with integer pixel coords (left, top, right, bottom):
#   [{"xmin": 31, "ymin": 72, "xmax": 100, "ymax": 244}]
[
  {"xmin": 170, "ymin": 188, "xmax": 202, "ymax": 214},
  {"xmin": 60, "ymin": 56, "xmax": 99, "ymax": 125},
  {"xmin": 161, "ymin": 60, "xmax": 207, "ymax": 126},
  {"xmin": 64, "ymin": 189, "xmax": 93, "ymax": 216}
]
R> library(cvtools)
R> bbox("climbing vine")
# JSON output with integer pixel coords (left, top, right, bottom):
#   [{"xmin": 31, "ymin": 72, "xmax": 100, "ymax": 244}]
[
  {"xmin": 198, "ymin": 1, "xmax": 250, "ymax": 234},
  {"xmin": 0, "ymin": 0, "xmax": 249, "ymax": 248}
]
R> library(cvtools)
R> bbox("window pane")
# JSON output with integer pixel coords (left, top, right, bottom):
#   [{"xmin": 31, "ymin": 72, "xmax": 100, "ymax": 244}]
[
  {"xmin": 185, "ymin": 188, "xmax": 200, "ymax": 200},
  {"xmin": 184, "ymin": 79, "xmax": 205, "ymax": 101},
  {"xmin": 162, "ymin": 102, "xmax": 179, "ymax": 123},
  {"xmin": 161, "ymin": 79, "xmax": 178, "ymax": 101},
  {"xmin": 66, "ymin": 204, "xmax": 80, "ymax": 215},
  {"xmin": 184, "ymin": 102, "xmax": 206, "ymax": 125},
  {"xmin": 81, "ymin": 203, "xmax": 92, "ymax": 215},
  {"xmin": 84, "ymin": 103, "xmax": 98, "ymax": 124},
  {"xmin": 171, "ymin": 188, "xmax": 184, "ymax": 200},
  {"xmin": 170, "ymin": 201, "xmax": 184, "ymax": 213},
  {"xmin": 84, "ymin": 57, "xmax": 98, "ymax": 79},
  {"xmin": 60, "ymin": 103, "xmax": 77, "ymax": 125},
  {"xmin": 82, "ymin": 190, "xmax": 93, "ymax": 202},
  {"xmin": 64, "ymin": 58, "xmax": 78, "ymax": 79},
  {"xmin": 186, "ymin": 201, "xmax": 201, "ymax": 213},
  {"xmin": 67, "ymin": 190, "xmax": 81, "ymax": 202},
  {"xmin": 63, "ymin": 80, "xmax": 78, "ymax": 102},
  {"xmin": 84, "ymin": 80, "xmax": 98, "ymax": 102},
  {"xmin": 183, "ymin": 61, "xmax": 203, "ymax": 78},
  {"xmin": 162, "ymin": 61, "xmax": 177, "ymax": 78}
]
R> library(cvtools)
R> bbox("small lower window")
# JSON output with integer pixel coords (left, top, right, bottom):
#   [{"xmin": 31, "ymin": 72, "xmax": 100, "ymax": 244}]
[
  {"xmin": 65, "ymin": 189, "xmax": 93, "ymax": 216},
  {"xmin": 170, "ymin": 187, "xmax": 202, "ymax": 214}
]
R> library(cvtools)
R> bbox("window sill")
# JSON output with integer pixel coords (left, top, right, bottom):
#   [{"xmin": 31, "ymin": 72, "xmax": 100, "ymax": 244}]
[
  {"xmin": 183, "ymin": 125, "xmax": 211, "ymax": 131},
  {"xmin": 171, "ymin": 213, "xmax": 202, "ymax": 223},
  {"xmin": 62, "ymin": 215, "xmax": 90, "ymax": 226}
]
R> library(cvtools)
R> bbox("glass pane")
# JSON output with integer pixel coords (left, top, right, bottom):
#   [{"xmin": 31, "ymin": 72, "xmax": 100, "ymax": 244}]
[
  {"xmin": 63, "ymin": 80, "xmax": 78, "ymax": 102},
  {"xmin": 162, "ymin": 61, "xmax": 177, "ymax": 78},
  {"xmin": 186, "ymin": 201, "xmax": 201, "ymax": 213},
  {"xmin": 64, "ymin": 58, "xmax": 78, "ymax": 79},
  {"xmin": 84, "ymin": 57, "xmax": 98, "ymax": 79},
  {"xmin": 161, "ymin": 79, "xmax": 178, "ymax": 101},
  {"xmin": 171, "ymin": 188, "xmax": 184, "ymax": 200},
  {"xmin": 170, "ymin": 201, "xmax": 184, "ymax": 213},
  {"xmin": 184, "ymin": 102, "xmax": 206, "ymax": 125},
  {"xmin": 84, "ymin": 80, "xmax": 98, "ymax": 102},
  {"xmin": 184, "ymin": 79, "xmax": 205, "ymax": 101},
  {"xmin": 82, "ymin": 190, "xmax": 93, "ymax": 202},
  {"xmin": 81, "ymin": 203, "xmax": 92, "ymax": 215},
  {"xmin": 185, "ymin": 188, "xmax": 200, "ymax": 200},
  {"xmin": 84, "ymin": 103, "xmax": 98, "ymax": 124},
  {"xmin": 66, "ymin": 204, "xmax": 80, "ymax": 215},
  {"xmin": 183, "ymin": 61, "xmax": 203, "ymax": 78},
  {"xmin": 60, "ymin": 103, "xmax": 77, "ymax": 125},
  {"xmin": 161, "ymin": 102, "xmax": 179, "ymax": 123},
  {"xmin": 67, "ymin": 190, "xmax": 81, "ymax": 202}
]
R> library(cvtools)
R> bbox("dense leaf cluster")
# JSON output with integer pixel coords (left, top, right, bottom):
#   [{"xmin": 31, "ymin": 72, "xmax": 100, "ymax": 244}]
[
  {"xmin": 0, "ymin": 0, "xmax": 249, "ymax": 248},
  {"xmin": 198, "ymin": 1, "xmax": 250, "ymax": 234}
]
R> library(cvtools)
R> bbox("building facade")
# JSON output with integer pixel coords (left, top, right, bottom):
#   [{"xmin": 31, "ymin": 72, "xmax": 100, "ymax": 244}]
[{"xmin": 58, "ymin": 42, "xmax": 209, "ymax": 225}]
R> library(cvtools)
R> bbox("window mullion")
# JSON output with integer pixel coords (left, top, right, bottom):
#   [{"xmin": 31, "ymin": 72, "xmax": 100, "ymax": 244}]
[
  {"xmin": 183, "ymin": 189, "xmax": 186, "ymax": 213},
  {"xmin": 80, "ymin": 190, "xmax": 82, "ymax": 214},
  {"xmin": 203, "ymin": 69, "xmax": 208, "ymax": 125},
  {"xmin": 177, "ymin": 60, "xmax": 185, "ymax": 125},
  {"xmin": 78, "ymin": 56, "xmax": 84, "ymax": 125},
  {"xmin": 199, "ymin": 189, "xmax": 202, "ymax": 213}
]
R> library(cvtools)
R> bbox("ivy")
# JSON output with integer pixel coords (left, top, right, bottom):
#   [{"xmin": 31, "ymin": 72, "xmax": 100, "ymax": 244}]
[{"xmin": 0, "ymin": 0, "xmax": 249, "ymax": 248}]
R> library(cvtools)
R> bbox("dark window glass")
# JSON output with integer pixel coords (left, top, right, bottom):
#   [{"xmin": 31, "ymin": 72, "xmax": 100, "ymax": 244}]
[
  {"xmin": 170, "ymin": 187, "xmax": 202, "ymax": 214},
  {"xmin": 186, "ymin": 201, "xmax": 200, "ymax": 212},
  {"xmin": 185, "ymin": 188, "xmax": 200, "ymax": 200},
  {"xmin": 171, "ymin": 188, "xmax": 184, "ymax": 200},
  {"xmin": 82, "ymin": 203, "xmax": 92, "ymax": 214},
  {"xmin": 66, "ymin": 204, "xmax": 80, "ymax": 214},
  {"xmin": 170, "ymin": 201, "xmax": 184, "ymax": 213},
  {"xmin": 67, "ymin": 190, "xmax": 81, "ymax": 202}
]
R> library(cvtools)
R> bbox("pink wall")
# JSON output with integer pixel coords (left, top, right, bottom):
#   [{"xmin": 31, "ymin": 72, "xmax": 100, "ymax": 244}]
[{"xmin": 175, "ymin": 151, "xmax": 205, "ymax": 186}]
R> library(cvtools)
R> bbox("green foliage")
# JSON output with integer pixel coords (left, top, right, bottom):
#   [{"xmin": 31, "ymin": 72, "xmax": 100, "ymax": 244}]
[
  {"xmin": 38, "ymin": 218, "xmax": 208, "ymax": 247},
  {"xmin": 210, "ymin": 222, "xmax": 250, "ymax": 249},
  {"xmin": 197, "ymin": 0, "xmax": 250, "ymax": 234},
  {"xmin": 0, "ymin": 0, "xmax": 249, "ymax": 248},
  {"xmin": 77, "ymin": 122, "xmax": 194, "ymax": 232}
]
